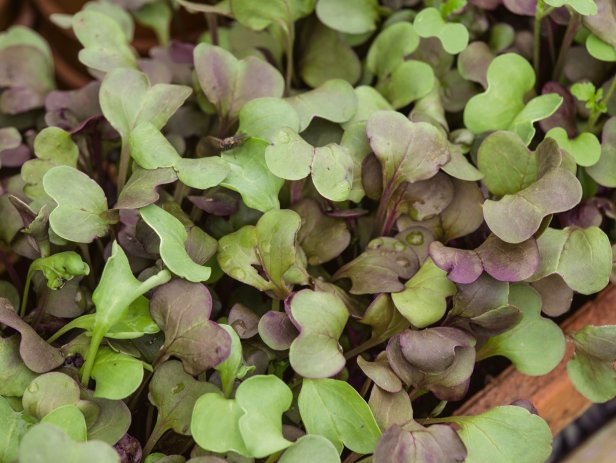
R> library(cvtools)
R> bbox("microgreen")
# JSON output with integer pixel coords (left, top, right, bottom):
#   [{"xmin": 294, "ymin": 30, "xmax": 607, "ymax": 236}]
[{"xmin": 2, "ymin": 1, "xmax": 616, "ymax": 461}]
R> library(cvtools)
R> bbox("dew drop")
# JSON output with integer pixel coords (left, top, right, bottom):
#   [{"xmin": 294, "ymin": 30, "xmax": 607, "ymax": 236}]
[
  {"xmin": 396, "ymin": 257, "xmax": 410, "ymax": 267},
  {"xmin": 172, "ymin": 383, "xmax": 185, "ymax": 394},
  {"xmin": 406, "ymin": 231, "xmax": 424, "ymax": 246},
  {"xmin": 27, "ymin": 382, "xmax": 39, "ymax": 393},
  {"xmin": 260, "ymin": 241, "xmax": 272, "ymax": 253}
]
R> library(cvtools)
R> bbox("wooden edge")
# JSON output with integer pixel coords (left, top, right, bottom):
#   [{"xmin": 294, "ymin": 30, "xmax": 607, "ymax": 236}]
[{"xmin": 454, "ymin": 285, "xmax": 616, "ymax": 435}]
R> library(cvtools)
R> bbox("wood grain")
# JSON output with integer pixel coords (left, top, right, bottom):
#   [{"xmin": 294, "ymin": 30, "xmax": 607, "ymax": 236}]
[{"xmin": 454, "ymin": 285, "xmax": 616, "ymax": 435}]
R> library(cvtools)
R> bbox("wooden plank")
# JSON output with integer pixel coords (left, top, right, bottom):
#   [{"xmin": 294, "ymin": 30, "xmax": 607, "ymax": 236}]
[{"xmin": 454, "ymin": 285, "xmax": 616, "ymax": 435}]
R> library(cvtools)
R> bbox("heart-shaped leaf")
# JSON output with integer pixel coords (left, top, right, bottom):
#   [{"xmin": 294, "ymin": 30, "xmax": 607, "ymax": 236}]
[
  {"xmin": 477, "ymin": 131, "xmax": 538, "ymax": 196},
  {"xmin": 22, "ymin": 127, "xmax": 78, "ymax": 204},
  {"xmin": 150, "ymin": 279, "xmax": 232, "ymax": 375},
  {"xmin": 22, "ymin": 372, "xmax": 80, "ymax": 419},
  {"xmin": 392, "ymin": 258, "xmax": 457, "ymax": 328},
  {"xmin": 479, "ymin": 284, "xmax": 565, "ymax": 375},
  {"xmin": 447, "ymin": 406, "xmax": 552, "ymax": 463},
  {"xmin": 367, "ymin": 110, "xmax": 450, "ymax": 192},
  {"xmin": 148, "ymin": 360, "xmax": 221, "ymax": 452},
  {"xmin": 414, "ymin": 7, "xmax": 469, "ymax": 54},
  {"xmin": 288, "ymin": 289, "xmax": 349, "ymax": 378},
  {"xmin": 546, "ymin": 127, "xmax": 601, "ymax": 166},
  {"xmin": 91, "ymin": 348, "xmax": 144, "ymax": 400},
  {"xmin": 567, "ymin": 325, "xmax": 616, "ymax": 402},
  {"xmin": 483, "ymin": 142, "xmax": 582, "ymax": 243},
  {"xmin": 333, "ymin": 237, "xmax": 419, "ymax": 294},
  {"xmin": 218, "ymin": 209, "xmax": 307, "ymax": 299},
  {"xmin": 43, "ymin": 166, "xmax": 116, "ymax": 243},
  {"xmin": 531, "ymin": 226, "xmax": 612, "ymax": 294},
  {"xmin": 193, "ymin": 43, "xmax": 284, "ymax": 121},
  {"xmin": 265, "ymin": 128, "xmax": 354, "ymax": 201},
  {"xmin": 464, "ymin": 53, "xmax": 563, "ymax": 144},
  {"xmin": 18, "ymin": 423, "xmax": 120, "ymax": 463},
  {"xmin": 191, "ymin": 375, "xmax": 293, "ymax": 458},
  {"xmin": 220, "ymin": 138, "xmax": 285, "ymax": 212},
  {"xmin": 285, "ymin": 79, "xmax": 357, "ymax": 131},
  {"xmin": 298, "ymin": 378, "xmax": 381, "ymax": 454},
  {"xmin": 100, "ymin": 67, "xmax": 191, "ymax": 141},
  {"xmin": 139, "ymin": 204, "xmax": 212, "ymax": 282}
]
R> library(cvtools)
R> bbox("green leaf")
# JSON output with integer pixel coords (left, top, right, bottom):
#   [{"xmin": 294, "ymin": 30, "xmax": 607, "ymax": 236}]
[
  {"xmin": 148, "ymin": 360, "xmax": 220, "ymax": 451},
  {"xmin": 81, "ymin": 241, "xmax": 171, "ymax": 385},
  {"xmin": 129, "ymin": 123, "xmax": 181, "ymax": 169},
  {"xmin": 571, "ymin": 81, "xmax": 597, "ymax": 102},
  {"xmin": 266, "ymin": 128, "xmax": 354, "ymax": 201},
  {"xmin": 18, "ymin": 423, "xmax": 120, "ymax": 463},
  {"xmin": 140, "ymin": 204, "xmax": 212, "ymax": 282},
  {"xmin": 0, "ymin": 336, "xmax": 37, "ymax": 397},
  {"xmin": 285, "ymin": 79, "xmax": 357, "ymax": 131},
  {"xmin": 366, "ymin": 110, "xmax": 450, "ymax": 192},
  {"xmin": 238, "ymin": 97, "xmax": 300, "ymax": 140},
  {"xmin": 220, "ymin": 138, "xmax": 285, "ymax": 212},
  {"xmin": 298, "ymin": 378, "xmax": 381, "ymax": 454},
  {"xmin": 289, "ymin": 290, "xmax": 349, "ymax": 378},
  {"xmin": 449, "ymin": 406, "xmax": 552, "ymax": 463},
  {"xmin": 191, "ymin": 393, "xmax": 248, "ymax": 456},
  {"xmin": 228, "ymin": 0, "xmax": 314, "ymax": 31},
  {"xmin": 133, "ymin": 1, "xmax": 172, "ymax": 46},
  {"xmin": 91, "ymin": 348, "xmax": 144, "ymax": 400},
  {"xmin": 375, "ymin": 60, "xmax": 435, "ymax": 110},
  {"xmin": 366, "ymin": 22, "xmax": 420, "ymax": 78},
  {"xmin": 477, "ymin": 131, "xmax": 537, "ymax": 196},
  {"xmin": 214, "ymin": 324, "xmax": 252, "ymax": 398},
  {"xmin": 299, "ymin": 21, "xmax": 361, "ymax": 88},
  {"xmin": 392, "ymin": 258, "xmax": 457, "ymax": 328},
  {"xmin": 414, "ymin": 7, "xmax": 469, "ymax": 54},
  {"xmin": 0, "ymin": 396, "xmax": 33, "ymax": 463},
  {"xmin": 567, "ymin": 325, "xmax": 616, "ymax": 402},
  {"xmin": 72, "ymin": 10, "xmax": 137, "ymax": 73},
  {"xmin": 22, "ymin": 372, "xmax": 81, "ymax": 419},
  {"xmin": 479, "ymin": 284, "xmax": 565, "ymax": 375},
  {"xmin": 191, "ymin": 375, "xmax": 292, "ymax": 458},
  {"xmin": 43, "ymin": 166, "xmax": 115, "ymax": 243},
  {"xmin": 99, "ymin": 67, "xmax": 192, "ymax": 142},
  {"xmin": 279, "ymin": 435, "xmax": 341, "ymax": 463},
  {"xmin": 464, "ymin": 54, "xmax": 562, "ymax": 144},
  {"xmin": 586, "ymin": 33, "xmax": 616, "ymax": 62},
  {"xmin": 41, "ymin": 404, "xmax": 87, "ymax": 442},
  {"xmin": 546, "ymin": 127, "xmax": 602, "ymax": 167},
  {"xmin": 193, "ymin": 43, "xmax": 284, "ymax": 121},
  {"xmin": 315, "ymin": 0, "xmax": 379, "ymax": 34},
  {"xmin": 545, "ymin": 0, "xmax": 597, "ymax": 15},
  {"xmin": 531, "ymin": 227, "xmax": 612, "ymax": 294},
  {"xmin": 218, "ymin": 209, "xmax": 306, "ymax": 299},
  {"xmin": 115, "ymin": 167, "xmax": 178, "ymax": 210}
]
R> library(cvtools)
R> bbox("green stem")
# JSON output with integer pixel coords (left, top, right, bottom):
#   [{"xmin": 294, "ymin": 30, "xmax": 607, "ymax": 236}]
[
  {"xmin": 143, "ymin": 420, "xmax": 168, "ymax": 456},
  {"xmin": 117, "ymin": 139, "xmax": 131, "ymax": 193},
  {"xmin": 344, "ymin": 336, "xmax": 386, "ymax": 360},
  {"xmin": 271, "ymin": 298, "xmax": 280, "ymax": 312},
  {"xmin": 533, "ymin": 3, "xmax": 544, "ymax": 80},
  {"xmin": 264, "ymin": 452, "xmax": 282, "ymax": 463},
  {"xmin": 80, "ymin": 324, "xmax": 107, "ymax": 386},
  {"xmin": 283, "ymin": 20, "xmax": 295, "ymax": 94},
  {"xmin": 19, "ymin": 266, "xmax": 35, "ymax": 318}
]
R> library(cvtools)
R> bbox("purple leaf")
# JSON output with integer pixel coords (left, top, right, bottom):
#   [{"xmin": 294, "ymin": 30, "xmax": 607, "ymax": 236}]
[
  {"xmin": 258, "ymin": 311, "xmax": 299, "ymax": 351},
  {"xmin": 150, "ymin": 280, "xmax": 232, "ymax": 375}
]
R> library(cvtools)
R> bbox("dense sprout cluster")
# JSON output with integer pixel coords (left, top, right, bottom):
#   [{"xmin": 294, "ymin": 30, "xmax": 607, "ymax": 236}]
[{"xmin": 1, "ymin": 0, "xmax": 616, "ymax": 462}]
